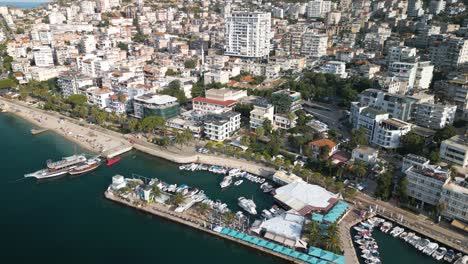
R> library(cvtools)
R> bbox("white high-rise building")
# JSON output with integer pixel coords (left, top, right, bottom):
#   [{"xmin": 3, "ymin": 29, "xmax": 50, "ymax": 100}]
[
  {"xmin": 307, "ymin": 0, "xmax": 332, "ymax": 18},
  {"xmin": 429, "ymin": 37, "xmax": 468, "ymax": 70},
  {"xmin": 33, "ymin": 46, "xmax": 54, "ymax": 67},
  {"xmin": 413, "ymin": 103, "xmax": 457, "ymax": 129},
  {"xmin": 225, "ymin": 11, "xmax": 271, "ymax": 59},
  {"xmin": 81, "ymin": 35, "xmax": 96, "ymax": 54},
  {"xmin": 408, "ymin": 0, "xmax": 424, "ymax": 17},
  {"xmin": 429, "ymin": 0, "xmax": 446, "ymax": 15},
  {"xmin": 80, "ymin": 1, "xmax": 95, "ymax": 15},
  {"xmin": 301, "ymin": 32, "xmax": 328, "ymax": 58}
]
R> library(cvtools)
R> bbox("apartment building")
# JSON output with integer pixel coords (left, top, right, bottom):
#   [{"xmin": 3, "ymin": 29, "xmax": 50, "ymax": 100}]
[
  {"xmin": 429, "ymin": 37, "xmax": 468, "ymax": 70},
  {"xmin": 85, "ymin": 87, "xmax": 113, "ymax": 109},
  {"xmin": 203, "ymin": 111, "xmax": 241, "ymax": 141},
  {"xmin": 440, "ymin": 178, "xmax": 468, "ymax": 223},
  {"xmin": 440, "ymin": 135, "xmax": 468, "ymax": 168},
  {"xmin": 300, "ymin": 32, "xmax": 328, "ymax": 58},
  {"xmin": 371, "ymin": 118, "xmax": 412, "ymax": 149},
  {"xmin": 58, "ymin": 73, "xmax": 95, "ymax": 98},
  {"xmin": 406, "ymin": 164, "xmax": 450, "ymax": 206},
  {"xmin": 249, "ymin": 103, "xmax": 274, "ymax": 130},
  {"xmin": 133, "ymin": 94, "xmax": 180, "ymax": 119},
  {"xmin": 413, "ymin": 103, "xmax": 457, "ymax": 129},
  {"xmin": 225, "ymin": 11, "xmax": 271, "ymax": 59},
  {"xmin": 33, "ymin": 46, "xmax": 54, "ymax": 67}
]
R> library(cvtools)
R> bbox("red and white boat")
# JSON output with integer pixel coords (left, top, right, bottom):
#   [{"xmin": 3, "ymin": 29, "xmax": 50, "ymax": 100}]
[
  {"xmin": 106, "ymin": 156, "xmax": 121, "ymax": 166},
  {"xmin": 69, "ymin": 157, "xmax": 102, "ymax": 175}
]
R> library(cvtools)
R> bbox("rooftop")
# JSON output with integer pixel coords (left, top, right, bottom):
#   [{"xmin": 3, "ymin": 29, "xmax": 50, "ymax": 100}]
[
  {"xmin": 308, "ymin": 138, "xmax": 337, "ymax": 149},
  {"xmin": 443, "ymin": 135, "xmax": 468, "ymax": 150},
  {"xmin": 381, "ymin": 118, "xmax": 411, "ymax": 128},
  {"xmin": 274, "ymin": 180, "xmax": 340, "ymax": 214},
  {"xmin": 135, "ymin": 94, "xmax": 178, "ymax": 105},
  {"xmin": 193, "ymin": 96, "xmax": 237, "ymax": 107}
]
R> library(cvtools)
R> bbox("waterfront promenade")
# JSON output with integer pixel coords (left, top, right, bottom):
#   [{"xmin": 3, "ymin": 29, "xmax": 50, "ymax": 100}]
[
  {"xmin": 0, "ymin": 98, "xmax": 275, "ymax": 177},
  {"xmin": 104, "ymin": 191, "xmax": 306, "ymax": 264}
]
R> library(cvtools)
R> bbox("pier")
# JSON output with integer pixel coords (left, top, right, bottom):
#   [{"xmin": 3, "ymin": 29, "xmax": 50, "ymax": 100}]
[
  {"xmin": 30, "ymin": 128, "xmax": 49, "ymax": 135},
  {"xmin": 104, "ymin": 191, "xmax": 308, "ymax": 264},
  {"xmin": 102, "ymin": 145, "xmax": 133, "ymax": 159}
]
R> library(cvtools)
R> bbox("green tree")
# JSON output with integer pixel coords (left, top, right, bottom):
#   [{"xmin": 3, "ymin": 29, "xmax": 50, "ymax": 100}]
[
  {"xmin": 66, "ymin": 94, "xmax": 87, "ymax": 107},
  {"xmin": 126, "ymin": 118, "xmax": 140, "ymax": 132},
  {"xmin": 151, "ymin": 185, "xmax": 161, "ymax": 198},
  {"xmin": 162, "ymin": 80, "xmax": 187, "ymax": 104},
  {"xmin": 255, "ymin": 126, "xmax": 265, "ymax": 137},
  {"xmin": 308, "ymin": 221, "xmax": 321, "ymax": 246},
  {"xmin": 375, "ymin": 171, "xmax": 394, "ymax": 201},
  {"xmin": 117, "ymin": 42, "xmax": 128, "ymax": 51},
  {"xmin": 270, "ymin": 93, "xmax": 293, "ymax": 114},
  {"xmin": 140, "ymin": 116, "xmax": 165, "ymax": 133},
  {"xmin": 350, "ymin": 128, "xmax": 368, "ymax": 148},
  {"xmin": 396, "ymin": 176, "xmax": 408, "ymax": 203},
  {"xmin": 263, "ymin": 119, "xmax": 273, "ymax": 135},
  {"xmin": 169, "ymin": 193, "xmax": 185, "ymax": 206},
  {"xmin": 399, "ymin": 132, "xmax": 424, "ymax": 155},
  {"xmin": 352, "ymin": 161, "xmax": 368, "ymax": 178},
  {"xmin": 434, "ymin": 125, "xmax": 456, "ymax": 143},
  {"xmin": 319, "ymin": 145, "xmax": 331, "ymax": 160},
  {"xmin": 184, "ymin": 59, "xmax": 197, "ymax": 69}
]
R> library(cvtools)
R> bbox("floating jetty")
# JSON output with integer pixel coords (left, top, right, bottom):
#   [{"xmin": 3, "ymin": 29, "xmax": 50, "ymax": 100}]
[{"xmin": 30, "ymin": 128, "xmax": 49, "ymax": 135}]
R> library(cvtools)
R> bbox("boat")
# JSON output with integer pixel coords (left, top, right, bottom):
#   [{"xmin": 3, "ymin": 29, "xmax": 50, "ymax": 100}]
[
  {"xmin": 416, "ymin": 238, "xmax": 430, "ymax": 251},
  {"xmin": 261, "ymin": 209, "xmax": 273, "ymax": 219},
  {"xmin": 404, "ymin": 232, "xmax": 415, "ymax": 242},
  {"xmin": 237, "ymin": 197, "xmax": 257, "ymax": 215},
  {"xmin": 234, "ymin": 180, "xmax": 243, "ymax": 186},
  {"xmin": 229, "ymin": 168, "xmax": 242, "ymax": 177},
  {"xmin": 25, "ymin": 154, "xmax": 87, "ymax": 179},
  {"xmin": 390, "ymin": 227, "xmax": 404, "ymax": 237},
  {"xmin": 409, "ymin": 235, "xmax": 421, "ymax": 246},
  {"xmin": 260, "ymin": 182, "xmax": 274, "ymax": 193},
  {"xmin": 106, "ymin": 156, "xmax": 121, "ymax": 166},
  {"xmin": 220, "ymin": 176, "xmax": 233, "ymax": 188},
  {"xmin": 69, "ymin": 157, "xmax": 101, "ymax": 175},
  {"xmin": 380, "ymin": 222, "xmax": 392, "ymax": 233},
  {"xmin": 444, "ymin": 249, "xmax": 455, "ymax": 262},
  {"xmin": 432, "ymin": 247, "xmax": 447, "ymax": 260},
  {"xmin": 423, "ymin": 242, "xmax": 439, "ymax": 255}
]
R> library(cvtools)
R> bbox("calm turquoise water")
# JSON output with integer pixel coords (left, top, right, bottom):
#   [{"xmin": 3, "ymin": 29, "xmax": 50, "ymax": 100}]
[
  {"xmin": 0, "ymin": 113, "xmax": 284, "ymax": 264},
  {"xmin": 0, "ymin": 1, "xmax": 47, "ymax": 8}
]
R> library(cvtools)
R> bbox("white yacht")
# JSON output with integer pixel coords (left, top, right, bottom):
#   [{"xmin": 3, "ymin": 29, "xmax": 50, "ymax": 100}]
[
  {"xmin": 220, "ymin": 176, "xmax": 233, "ymax": 188},
  {"xmin": 237, "ymin": 197, "xmax": 257, "ymax": 215},
  {"xmin": 423, "ymin": 242, "xmax": 438, "ymax": 255},
  {"xmin": 234, "ymin": 180, "xmax": 243, "ymax": 186},
  {"xmin": 432, "ymin": 247, "xmax": 447, "ymax": 260}
]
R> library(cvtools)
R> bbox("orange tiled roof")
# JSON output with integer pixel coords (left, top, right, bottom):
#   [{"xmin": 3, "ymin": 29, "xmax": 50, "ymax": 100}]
[{"xmin": 309, "ymin": 138, "xmax": 337, "ymax": 148}]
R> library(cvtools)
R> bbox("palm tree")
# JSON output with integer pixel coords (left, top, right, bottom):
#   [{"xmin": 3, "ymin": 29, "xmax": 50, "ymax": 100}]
[
  {"xmin": 170, "ymin": 193, "xmax": 185, "ymax": 206},
  {"xmin": 175, "ymin": 132, "xmax": 186, "ymax": 149},
  {"xmin": 352, "ymin": 161, "xmax": 367, "ymax": 178},
  {"xmin": 151, "ymin": 185, "xmax": 161, "ymax": 198},
  {"xmin": 308, "ymin": 221, "xmax": 321, "ymax": 246},
  {"xmin": 198, "ymin": 203, "xmax": 210, "ymax": 216},
  {"xmin": 223, "ymin": 211, "xmax": 236, "ymax": 225}
]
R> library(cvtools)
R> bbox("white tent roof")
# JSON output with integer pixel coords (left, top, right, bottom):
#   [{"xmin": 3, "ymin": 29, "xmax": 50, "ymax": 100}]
[{"xmin": 274, "ymin": 180, "xmax": 339, "ymax": 211}]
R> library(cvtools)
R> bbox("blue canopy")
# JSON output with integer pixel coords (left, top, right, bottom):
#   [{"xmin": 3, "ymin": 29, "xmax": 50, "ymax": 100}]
[
  {"xmin": 321, "ymin": 251, "xmax": 335, "ymax": 261},
  {"xmin": 298, "ymin": 253, "xmax": 310, "ymax": 261},
  {"xmin": 308, "ymin": 247, "xmax": 323, "ymax": 257},
  {"xmin": 290, "ymin": 251, "xmax": 301, "ymax": 258},
  {"xmin": 257, "ymin": 239, "xmax": 268, "ymax": 247},
  {"xmin": 306, "ymin": 256, "xmax": 319, "ymax": 264},
  {"xmin": 265, "ymin": 242, "xmax": 276, "ymax": 250},
  {"xmin": 235, "ymin": 232, "xmax": 246, "ymax": 239},
  {"xmin": 333, "ymin": 255, "xmax": 345, "ymax": 264},
  {"xmin": 227, "ymin": 230, "xmax": 239, "ymax": 237},
  {"xmin": 220, "ymin": 228, "xmax": 230, "ymax": 235}
]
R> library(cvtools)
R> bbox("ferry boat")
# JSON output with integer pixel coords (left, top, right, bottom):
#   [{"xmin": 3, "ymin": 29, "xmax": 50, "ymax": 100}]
[
  {"xmin": 237, "ymin": 197, "xmax": 257, "ymax": 215},
  {"xmin": 25, "ymin": 154, "xmax": 87, "ymax": 179},
  {"xmin": 106, "ymin": 156, "xmax": 121, "ymax": 166},
  {"xmin": 69, "ymin": 157, "xmax": 101, "ymax": 175}
]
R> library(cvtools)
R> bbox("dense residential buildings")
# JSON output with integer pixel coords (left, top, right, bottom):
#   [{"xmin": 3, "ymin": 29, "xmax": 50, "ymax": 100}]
[
  {"xmin": 429, "ymin": 37, "xmax": 468, "ymax": 70},
  {"xmin": 440, "ymin": 178, "xmax": 468, "ymax": 223},
  {"xmin": 33, "ymin": 46, "xmax": 54, "ymax": 67},
  {"xmin": 203, "ymin": 112, "xmax": 241, "ymax": 141}
]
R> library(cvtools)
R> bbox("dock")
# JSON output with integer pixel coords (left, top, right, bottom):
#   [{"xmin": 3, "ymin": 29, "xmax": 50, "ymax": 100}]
[
  {"xmin": 104, "ymin": 191, "xmax": 308, "ymax": 264},
  {"xmin": 30, "ymin": 128, "xmax": 49, "ymax": 135},
  {"xmin": 102, "ymin": 145, "xmax": 133, "ymax": 158}
]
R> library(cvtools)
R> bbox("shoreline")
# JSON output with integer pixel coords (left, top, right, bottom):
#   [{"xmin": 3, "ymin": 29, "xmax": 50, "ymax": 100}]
[
  {"xmin": 104, "ymin": 191, "xmax": 306, "ymax": 264},
  {"xmin": 0, "ymin": 98, "xmax": 275, "ymax": 177}
]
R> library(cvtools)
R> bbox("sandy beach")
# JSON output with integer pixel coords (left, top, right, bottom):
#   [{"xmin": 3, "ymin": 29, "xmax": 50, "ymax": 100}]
[{"xmin": 0, "ymin": 99, "xmax": 129, "ymax": 154}]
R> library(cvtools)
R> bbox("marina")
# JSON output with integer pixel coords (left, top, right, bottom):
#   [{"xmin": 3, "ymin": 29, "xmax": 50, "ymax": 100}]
[{"xmin": 352, "ymin": 215, "xmax": 468, "ymax": 264}]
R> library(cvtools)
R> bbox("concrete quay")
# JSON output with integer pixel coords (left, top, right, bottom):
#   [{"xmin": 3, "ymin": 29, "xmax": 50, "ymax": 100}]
[{"xmin": 104, "ymin": 191, "xmax": 306, "ymax": 264}]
